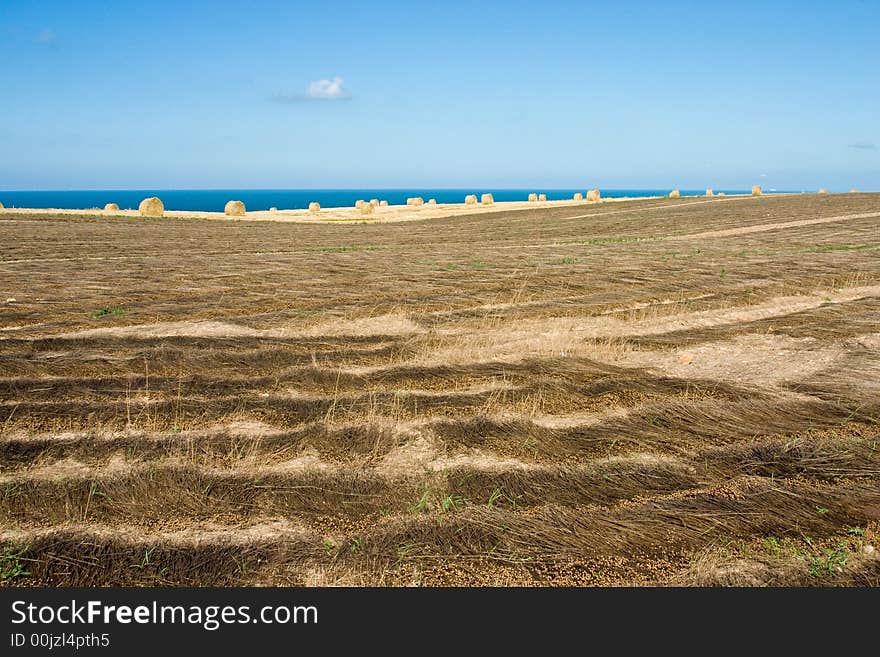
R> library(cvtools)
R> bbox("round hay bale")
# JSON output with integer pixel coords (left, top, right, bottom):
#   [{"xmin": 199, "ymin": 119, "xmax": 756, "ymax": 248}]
[
  {"xmin": 573, "ymin": 193, "xmax": 583, "ymax": 201},
  {"xmin": 427, "ymin": 198, "xmax": 437, "ymax": 205},
  {"xmin": 0, "ymin": 201, "xmax": 4, "ymax": 209},
  {"xmin": 587, "ymin": 189, "xmax": 601, "ymax": 201},
  {"xmin": 849, "ymin": 189, "xmax": 858, "ymax": 193},
  {"xmin": 355, "ymin": 199, "xmax": 367, "ymax": 209},
  {"xmin": 308, "ymin": 202, "xmax": 321, "ymax": 213},
  {"xmin": 406, "ymin": 197, "xmax": 424, "ymax": 206},
  {"xmin": 360, "ymin": 203, "xmax": 374, "ymax": 215},
  {"xmin": 705, "ymin": 189, "xmax": 713, "ymax": 197},
  {"xmin": 717, "ymin": 192, "xmax": 725, "ymax": 196},
  {"xmin": 481, "ymin": 193, "xmax": 494, "ymax": 205},
  {"xmin": 538, "ymin": 193, "xmax": 547, "ymax": 202},
  {"xmin": 818, "ymin": 188, "xmax": 828, "ymax": 194},
  {"xmin": 528, "ymin": 193, "xmax": 538, "ymax": 202},
  {"xmin": 668, "ymin": 189, "xmax": 681, "ymax": 198},
  {"xmin": 464, "ymin": 195, "xmax": 477, "ymax": 205},
  {"xmin": 379, "ymin": 200, "xmax": 389, "ymax": 207},
  {"xmin": 269, "ymin": 207, "xmax": 278, "ymax": 212},
  {"xmin": 224, "ymin": 200, "xmax": 246, "ymax": 216},
  {"xmin": 370, "ymin": 199, "xmax": 379, "ymax": 207},
  {"xmin": 138, "ymin": 197, "xmax": 164, "ymax": 217},
  {"xmin": 104, "ymin": 203, "xmax": 119, "ymax": 211},
  {"xmin": 751, "ymin": 185, "xmax": 762, "ymax": 196}
]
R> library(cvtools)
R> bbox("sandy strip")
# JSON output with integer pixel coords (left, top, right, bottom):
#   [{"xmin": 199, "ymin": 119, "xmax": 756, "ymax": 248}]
[
  {"xmin": 0, "ymin": 193, "xmax": 751, "ymax": 225},
  {"xmin": 0, "ymin": 520, "xmax": 313, "ymax": 544},
  {"xmin": 671, "ymin": 211, "xmax": 880, "ymax": 241}
]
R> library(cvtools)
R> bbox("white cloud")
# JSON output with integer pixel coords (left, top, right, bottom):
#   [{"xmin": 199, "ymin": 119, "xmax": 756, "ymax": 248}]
[
  {"xmin": 306, "ymin": 76, "xmax": 349, "ymax": 100},
  {"xmin": 271, "ymin": 77, "xmax": 351, "ymax": 104}
]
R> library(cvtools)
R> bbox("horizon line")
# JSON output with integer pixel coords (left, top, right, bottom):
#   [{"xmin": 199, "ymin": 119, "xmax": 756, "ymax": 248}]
[{"xmin": 0, "ymin": 186, "xmax": 850, "ymax": 193}]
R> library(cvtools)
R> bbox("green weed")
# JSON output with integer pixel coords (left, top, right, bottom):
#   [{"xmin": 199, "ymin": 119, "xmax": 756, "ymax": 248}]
[
  {"xmin": 0, "ymin": 546, "xmax": 30, "ymax": 582},
  {"xmin": 808, "ymin": 545, "xmax": 849, "ymax": 578}
]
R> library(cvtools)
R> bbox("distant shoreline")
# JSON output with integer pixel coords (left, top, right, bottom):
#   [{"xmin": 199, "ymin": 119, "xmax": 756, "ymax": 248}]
[
  {"xmin": 0, "ymin": 188, "xmax": 809, "ymax": 214},
  {"xmin": 0, "ymin": 192, "xmax": 817, "ymax": 225}
]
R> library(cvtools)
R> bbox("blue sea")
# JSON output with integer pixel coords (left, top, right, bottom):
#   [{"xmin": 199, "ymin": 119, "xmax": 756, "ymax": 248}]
[{"xmin": 0, "ymin": 189, "xmax": 776, "ymax": 212}]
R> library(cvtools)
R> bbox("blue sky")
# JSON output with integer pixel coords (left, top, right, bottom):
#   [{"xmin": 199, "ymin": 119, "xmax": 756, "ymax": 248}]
[{"xmin": 1, "ymin": 0, "xmax": 878, "ymax": 190}]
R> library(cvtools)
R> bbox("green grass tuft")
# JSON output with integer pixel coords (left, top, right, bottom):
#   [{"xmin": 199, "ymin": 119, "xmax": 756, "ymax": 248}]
[{"xmin": 1, "ymin": 546, "xmax": 31, "ymax": 582}]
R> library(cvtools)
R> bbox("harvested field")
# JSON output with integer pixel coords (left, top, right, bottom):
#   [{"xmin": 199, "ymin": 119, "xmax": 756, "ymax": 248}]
[{"xmin": 1, "ymin": 192, "xmax": 879, "ymax": 587}]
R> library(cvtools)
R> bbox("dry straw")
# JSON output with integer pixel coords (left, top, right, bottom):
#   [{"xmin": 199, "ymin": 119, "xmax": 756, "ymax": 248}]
[
  {"xmin": 849, "ymin": 189, "xmax": 858, "ymax": 193},
  {"xmin": 104, "ymin": 203, "xmax": 119, "ymax": 211},
  {"xmin": 465, "ymin": 195, "xmax": 477, "ymax": 205},
  {"xmin": 668, "ymin": 189, "xmax": 680, "ymax": 198},
  {"xmin": 138, "ymin": 197, "xmax": 164, "ymax": 217},
  {"xmin": 705, "ymin": 189, "xmax": 713, "ymax": 197},
  {"xmin": 751, "ymin": 185, "xmax": 762, "ymax": 196},
  {"xmin": 355, "ymin": 200, "xmax": 367, "ymax": 209},
  {"xmin": 407, "ymin": 197, "xmax": 424, "ymax": 206},
  {"xmin": 379, "ymin": 200, "xmax": 389, "ymax": 207},
  {"xmin": 269, "ymin": 207, "xmax": 278, "ymax": 212},
  {"xmin": 818, "ymin": 188, "xmax": 828, "ymax": 194},
  {"xmin": 427, "ymin": 199, "xmax": 437, "ymax": 205},
  {"xmin": 309, "ymin": 202, "xmax": 321, "ymax": 213},
  {"xmin": 538, "ymin": 193, "xmax": 547, "ymax": 202},
  {"xmin": 528, "ymin": 193, "xmax": 538, "ymax": 202},
  {"xmin": 481, "ymin": 193, "xmax": 494, "ymax": 205},
  {"xmin": 587, "ymin": 189, "xmax": 601, "ymax": 201},
  {"xmin": 360, "ymin": 203, "xmax": 374, "ymax": 215},
  {"xmin": 370, "ymin": 199, "xmax": 379, "ymax": 207},
  {"xmin": 573, "ymin": 193, "xmax": 583, "ymax": 201},
  {"xmin": 224, "ymin": 200, "xmax": 246, "ymax": 216},
  {"xmin": 0, "ymin": 201, "xmax": 4, "ymax": 209}
]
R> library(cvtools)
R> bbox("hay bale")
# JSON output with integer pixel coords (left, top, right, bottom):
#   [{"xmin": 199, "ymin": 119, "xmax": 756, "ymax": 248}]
[
  {"xmin": 573, "ymin": 193, "xmax": 583, "ymax": 201},
  {"xmin": 269, "ymin": 207, "xmax": 278, "ymax": 212},
  {"xmin": 751, "ymin": 185, "xmax": 762, "ymax": 196},
  {"xmin": 355, "ymin": 199, "xmax": 367, "ymax": 209},
  {"xmin": 379, "ymin": 200, "xmax": 389, "ymax": 207},
  {"xmin": 138, "ymin": 197, "xmax": 164, "ymax": 217},
  {"xmin": 668, "ymin": 189, "xmax": 680, "ymax": 198},
  {"xmin": 104, "ymin": 203, "xmax": 119, "ymax": 211},
  {"xmin": 370, "ymin": 199, "xmax": 379, "ymax": 207},
  {"xmin": 308, "ymin": 202, "xmax": 321, "ymax": 213},
  {"xmin": 427, "ymin": 198, "xmax": 437, "ymax": 205},
  {"xmin": 481, "ymin": 193, "xmax": 494, "ymax": 205},
  {"xmin": 0, "ymin": 201, "xmax": 4, "ymax": 209},
  {"xmin": 587, "ymin": 189, "xmax": 601, "ymax": 201},
  {"xmin": 465, "ymin": 195, "xmax": 477, "ymax": 205},
  {"xmin": 224, "ymin": 200, "xmax": 246, "ymax": 216},
  {"xmin": 538, "ymin": 193, "xmax": 547, "ymax": 202},
  {"xmin": 360, "ymin": 203, "xmax": 374, "ymax": 215},
  {"xmin": 406, "ymin": 197, "xmax": 424, "ymax": 206},
  {"xmin": 717, "ymin": 192, "xmax": 725, "ymax": 197},
  {"xmin": 818, "ymin": 188, "xmax": 828, "ymax": 194},
  {"xmin": 705, "ymin": 189, "xmax": 713, "ymax": 197},
  {"xmin": 528, "ymin": 193, "xmax": 538, "ymax": 202},
  {"xmin": 850, "ymin": 189, "xmax": 858, "ymax": 193}
]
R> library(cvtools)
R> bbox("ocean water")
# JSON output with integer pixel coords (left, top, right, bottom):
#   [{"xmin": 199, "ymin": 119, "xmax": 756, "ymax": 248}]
[{"xmin": 0, "ymin": 189, "xmax": 769, "ymax": 212}]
